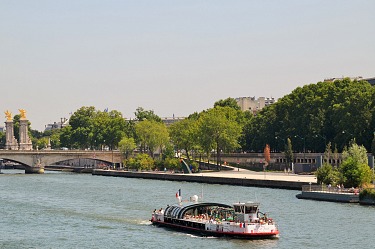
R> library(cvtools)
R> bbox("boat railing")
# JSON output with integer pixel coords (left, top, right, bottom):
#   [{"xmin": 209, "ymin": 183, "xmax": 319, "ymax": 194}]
[{"xmin": 301, "ymin": 185, "xmax": 359, "ymax": 195}]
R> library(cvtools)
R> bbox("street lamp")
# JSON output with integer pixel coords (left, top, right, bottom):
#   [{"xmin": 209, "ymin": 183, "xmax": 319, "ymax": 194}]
[{"xmin": 275, "ymin": 136, "xmax": 281, "ymax": 152}]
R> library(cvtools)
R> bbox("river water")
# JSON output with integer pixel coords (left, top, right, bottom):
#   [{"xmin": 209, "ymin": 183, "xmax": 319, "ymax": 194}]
[{"xmin": 1, "ymin": 169, "xmax": 374, "ymax": 249}]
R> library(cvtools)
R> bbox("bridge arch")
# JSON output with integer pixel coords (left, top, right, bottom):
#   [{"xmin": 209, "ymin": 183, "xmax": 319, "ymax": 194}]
[{"xmin": 0, "ymin": 150, "xmax": 123, "ymax": 173}]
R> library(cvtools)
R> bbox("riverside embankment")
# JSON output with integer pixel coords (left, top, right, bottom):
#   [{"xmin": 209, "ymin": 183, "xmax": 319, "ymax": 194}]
[{"xmin": 92, "ymin": 168, "xmax": 317, "ymax": 190}]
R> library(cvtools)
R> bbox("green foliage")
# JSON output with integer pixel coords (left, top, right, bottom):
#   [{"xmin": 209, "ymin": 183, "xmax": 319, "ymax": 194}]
[
  {"xmin": 13, "ymin": 114, "xmax": 20, "ymax": 141},
  {"xmin": 50, "ymin": 131, "xmax": 61, "ymax": 149},
  {"xmin": 36, "ymin": 137, "xmax": 49, "ymax": 150},
  {"xmin": 135, "ymin": 120, "xmax": 169, "ymax": 157},
  {"xmin": 324, "ymin": 142, "xmax": 332, "ymax": 163},
  {"xmin": 340, "ymin": 142, "xmax": 373, "ymax": 187},
  {"xmin": 342, "ymin": 140, "xmax": 368, "ymax": 165},
  {"xmin": 284, "ymin": 138, "xmax": 293, "ymax": 163},
  {"xmin": 126, "ymin": 153, "xmax": 154, "ymax": 171},
  {"xmin": 164, "ymin": 157, "xmax": 181, "ymax": 170},
  {"xmin": 162, "ymin": 143, "xmax": 175, "ymax": 160},
  {"xmin": 214, "ymin": 97, "xmax": 241, "ymax": 111},
  {"xmin": 315, "ymin": 163, "xmax": 340, "ymax": 185},
  {"xmin": 371, "ymin": 134, "xmax": 375, "ymax": 156},
  {"xmin": 189, "ymin": 161, "xmax": 199, "ymax": 172},
  {"xmin": 134, "ymin": 107, "xmax": 162, "ymax": 122},
  {"xmin": 101, "ymin": 110, "xmax": 127, "ymax": 150},
  {"xmin": 169, "ymin": 117, "xmax": 198, "ymax": 160},
  {"xmin": 59, "ymin": 126, "xmax": 73, "ymax": 148},
  {"xmin": 197, "ymin": 106, "xmax": 243, "ymax": 167},
  {"xmin": 60, "ymin": 107, "xmax": 128, "ymax": 150},
  {"xmin": 69, "ymin": 106, "xmax": 96, "ymax": 149},
  {"xmin": 118, "ymin": 136, "xmax": 136, "ymax": 159},
  {"xmin": 359, "ymin": 188, "xmax": 375, "ymax": 200},
  {"xmin": 340, "ymin": 157, "xmax": 372, "ymax": 188},
  {"xmin": 242, "ymin": 78, "xmax": 375, "ymax": 153},
  {"xmin": 0, "ymin": 131, "xmax": 6, "ymax": 149}
]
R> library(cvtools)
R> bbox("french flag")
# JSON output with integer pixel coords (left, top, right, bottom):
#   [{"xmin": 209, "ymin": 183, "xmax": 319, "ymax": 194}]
[{"xmin": 176, "ymin": 189, "xmax": 181, "ymax": 198}]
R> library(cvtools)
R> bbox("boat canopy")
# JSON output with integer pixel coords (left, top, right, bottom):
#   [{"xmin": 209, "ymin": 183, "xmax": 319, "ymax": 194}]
[{"xmin": 164, "ymin": 202, "xmax": 232, "ymax": 219}]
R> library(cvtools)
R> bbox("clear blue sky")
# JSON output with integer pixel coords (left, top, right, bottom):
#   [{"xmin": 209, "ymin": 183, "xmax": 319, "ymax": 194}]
[{"xmin": 1, "ymin": 0, "xmax": 374, "ymax": 131}]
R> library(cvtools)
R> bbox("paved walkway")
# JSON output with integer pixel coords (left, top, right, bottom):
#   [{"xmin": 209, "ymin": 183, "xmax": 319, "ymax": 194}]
[{"xmin": 195, "ymin": 167, "xmax": 317, "ymax": 183}]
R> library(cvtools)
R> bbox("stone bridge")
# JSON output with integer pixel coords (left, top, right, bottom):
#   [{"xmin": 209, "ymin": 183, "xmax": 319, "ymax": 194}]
[{"xmin": 0, "ymin": 150, "xmax": 123, "ymax": 173}]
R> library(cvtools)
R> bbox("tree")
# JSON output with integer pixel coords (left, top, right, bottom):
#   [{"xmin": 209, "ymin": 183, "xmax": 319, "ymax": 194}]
[
  {"xmin": 126, "ymin": 153, "xmax": 154, "ymax": 171},
  {"xmin": 49, "ymin": 130, "xmax": 61, "ymax": 149},
  {"xmin": 102, "ymin": 110, "xmax": 127, "ymax": 150},
  {"xmin": 316, "ymin": 163, "xmax": 340, "ymax": 185},
  {"xmin": 284, "ymin": 138, "xmax": 293, "ymax": 167},
  {"xmin": 169, "ymin": 117, "xmax": 198, "ymax": 161},
  {"xmin": 264, "ymin": 144, "xmax": 271, "ymax": 165},
  {"xmin": 36, "ymin": 137, "xmax": 49, "ymax": 150},
  {"xmin": 69, "ymin": 106, "xmax": 96, "ymax": 149},
  {"xmin": 214, "ymin": 97, "xmax": 241, "ymax": 111},
  {"xmin": 371, "ymin": 133, "xmax": 375, "ymax": 156},
  {"xmin": 197, "ymin": 106, "xmax": 242, "ymax": 168},
  {"xmin": 164, "ymin": 157, "xmax": 181, "ymax": 171},
  {"xmin": 134, "ymin": 107, "xmax": 162, "ymax": 122},
  {"xmin": 60, "ymin": 126, "xmax": 73, "ymax": 149},
  {"xmin": 241, "ymin": 78, "xmax": 375, "ymax": 153},
  {"xmin": 340, "ymin": 141, "xmax": 373, "ymax": 187},
  {"xmin": 118, "ymin": 136, "xmax": 136, "ymax": 159},
  {"xmin": 324, "ymin": 142, "xmax": 333, "ymax": 164},
  {"xmin": 135, "ymin": 120, "xmax": 169, "ymax": 158},
  {"xmin": 0, "ymin": 131, "xmax": 6, "ymax": 149},
  {"xmin": 13, "ymin": 114, "xmax": 20, "ymax": 142}
]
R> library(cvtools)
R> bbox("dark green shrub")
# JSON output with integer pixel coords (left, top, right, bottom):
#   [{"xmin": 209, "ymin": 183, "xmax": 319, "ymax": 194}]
[{"xmin": 359, "ymin": 188, "xmax": 375, "ymax": 200}]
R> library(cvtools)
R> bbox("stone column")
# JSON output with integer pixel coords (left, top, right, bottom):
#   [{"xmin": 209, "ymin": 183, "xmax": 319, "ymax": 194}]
[
  {"xmin": 5, "ymin": 120, "xmax": 18, "ymax": 150},
  {"xmin": 19, "ymin": 118, "xmax": 32, "ymax": 150}
]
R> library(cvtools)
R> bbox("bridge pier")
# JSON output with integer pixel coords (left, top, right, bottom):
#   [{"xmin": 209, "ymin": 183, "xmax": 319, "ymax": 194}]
[{"xmin": 25, "ymin": 166, "xmax": 44, "ymax": 174}]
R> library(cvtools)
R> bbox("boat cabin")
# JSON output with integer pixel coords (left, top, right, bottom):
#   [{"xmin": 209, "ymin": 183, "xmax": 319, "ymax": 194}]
[{"xmin": 233, "ymin": 202, "xmax": 260, "ymax": 223}]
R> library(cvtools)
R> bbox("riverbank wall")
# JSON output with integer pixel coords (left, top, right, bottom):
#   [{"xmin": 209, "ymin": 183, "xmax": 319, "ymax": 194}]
[
  {"xmin": 296, "ymin": 191, "xmax": 359, "ymax": 203},
  {"xmin": 92, "ymin": 169, "xmax": 307, "ymax": 190}
]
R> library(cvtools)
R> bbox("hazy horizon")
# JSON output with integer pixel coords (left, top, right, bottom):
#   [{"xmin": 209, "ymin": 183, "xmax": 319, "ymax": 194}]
[{"xmin": 1, "ymin": 1, "xmax": 374, "ymax": 131}]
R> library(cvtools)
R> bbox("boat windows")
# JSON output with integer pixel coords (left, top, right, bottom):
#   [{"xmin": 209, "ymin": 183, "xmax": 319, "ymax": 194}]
[{"xmin": 245, "ymin": 205, "xmax": 258, "ymax": 214}]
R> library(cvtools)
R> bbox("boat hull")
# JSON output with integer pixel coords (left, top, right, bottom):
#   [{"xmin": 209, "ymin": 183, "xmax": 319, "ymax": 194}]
[{"xmin": 152, "ymin": 220, "xmax": 279, "ymax": 239}]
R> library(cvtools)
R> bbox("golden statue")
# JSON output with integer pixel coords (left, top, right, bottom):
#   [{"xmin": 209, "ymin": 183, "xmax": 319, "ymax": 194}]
[
  {"xmin": 5, "ymin": 110, "xmax": 12, "ymax": 121},
  {"xmin": 19, "ymin": 109, "xmax": 27, "ymax": 119}
]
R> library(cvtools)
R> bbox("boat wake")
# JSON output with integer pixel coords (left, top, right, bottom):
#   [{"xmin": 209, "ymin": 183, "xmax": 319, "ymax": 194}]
[{"xmin": 138, "ymin": 220, "xmax": 152, "ymax": 225}]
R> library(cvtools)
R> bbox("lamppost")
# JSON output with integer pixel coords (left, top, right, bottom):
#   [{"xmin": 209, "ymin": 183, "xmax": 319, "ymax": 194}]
[{"xmin": 275, "ymin": 136, "xmax": 280, "ymax": 152}]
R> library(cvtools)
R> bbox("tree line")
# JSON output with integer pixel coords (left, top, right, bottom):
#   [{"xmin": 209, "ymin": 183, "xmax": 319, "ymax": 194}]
[{"xmin": 1, "ymin": 78, "xmax": 375, "ymax": 166}]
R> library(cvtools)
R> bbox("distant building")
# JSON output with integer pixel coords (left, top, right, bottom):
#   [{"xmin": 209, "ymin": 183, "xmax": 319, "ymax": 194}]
[
  {"xmin": 0, "ymin": 126, "xmax": 4, "ymax": 133},
  {"xmin": 324, "ymin": 76, "xmax": 375, "ymax": 86},
  {"xmin": 44, "ymin": 118, "xmax": 69, "ymax": 132},
  {"xmin": 125, "ymin": 116, "xmax": 186, "ymax": 127},
  {"xmin": 365, "ymin": 77, "xmax": 375, "ymax": 86},
  {"xmin": 161, "ymin": 116, "xmax": 185, "ymax": 127},
  {"xmin": 235, "ymin": 97, "xmax": 277, "ymax": 113}
]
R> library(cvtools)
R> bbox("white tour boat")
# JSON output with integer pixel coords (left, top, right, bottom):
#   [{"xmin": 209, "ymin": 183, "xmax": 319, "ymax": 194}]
[{"xmin": 151, "ymin": 193, "xmax": 279, "ymax": 239}]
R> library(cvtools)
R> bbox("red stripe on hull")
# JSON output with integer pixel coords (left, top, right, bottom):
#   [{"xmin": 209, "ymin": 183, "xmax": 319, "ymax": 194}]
[{"xmin": 152, "ymin": 221, "xmax": 279, "ymax": 239}]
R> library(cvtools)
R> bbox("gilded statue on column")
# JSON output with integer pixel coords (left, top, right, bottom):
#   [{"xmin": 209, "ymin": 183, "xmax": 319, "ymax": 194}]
[
  {"xmin": 19, "ymin": 109, "xmax": 27, "ymax": 119},
  {"xmin": 5, "ymin": 110, "xmax": 12, "ymax": 121}
]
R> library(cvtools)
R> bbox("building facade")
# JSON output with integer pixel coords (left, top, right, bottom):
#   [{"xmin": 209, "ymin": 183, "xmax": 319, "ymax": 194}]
[{"xmin": 235, "ymin": 97, "xmax": 277, "ymax": 113}]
